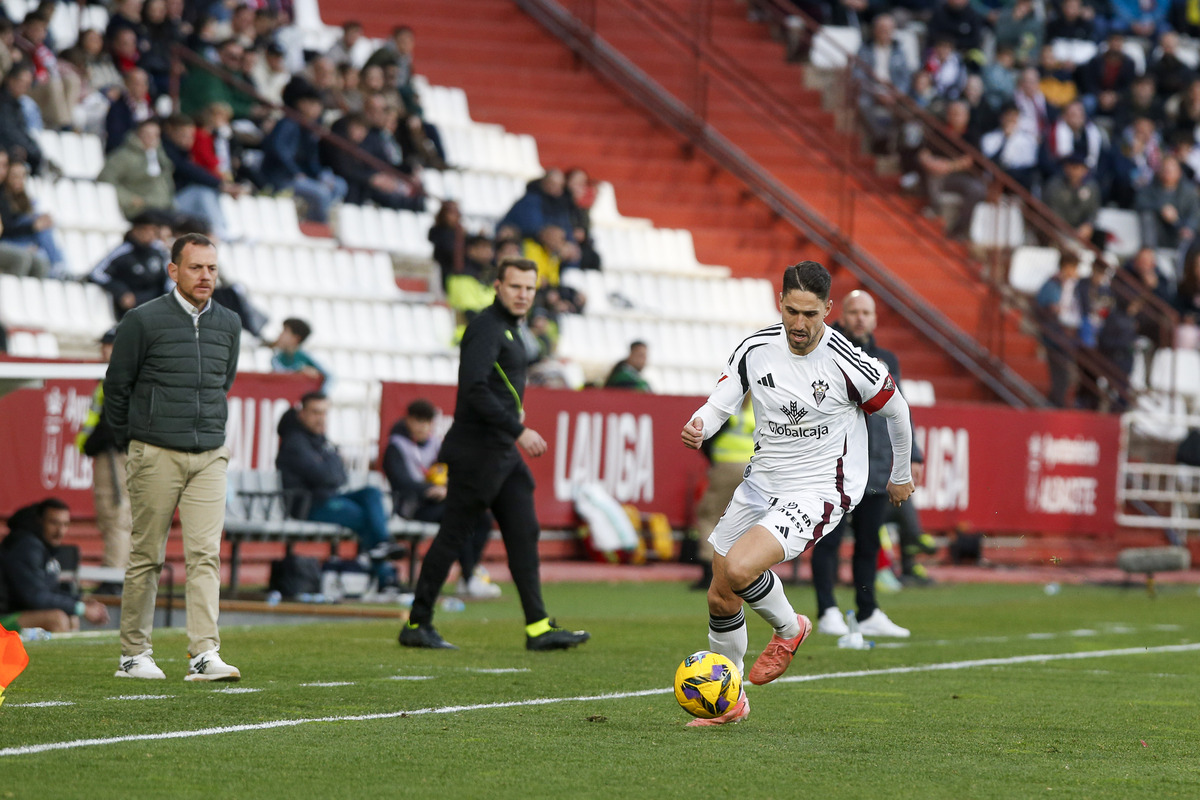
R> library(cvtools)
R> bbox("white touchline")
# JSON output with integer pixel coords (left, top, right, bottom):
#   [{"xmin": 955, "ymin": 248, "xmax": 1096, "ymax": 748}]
[{"xmin": 3, "ymin": 642, "xmax": 1197, "ymax": 759}]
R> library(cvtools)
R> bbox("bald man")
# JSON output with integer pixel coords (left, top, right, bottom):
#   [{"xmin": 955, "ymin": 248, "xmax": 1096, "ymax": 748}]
[{"xmin": 810, "ymin": 291, "xmax": 924, "ymax": 638}]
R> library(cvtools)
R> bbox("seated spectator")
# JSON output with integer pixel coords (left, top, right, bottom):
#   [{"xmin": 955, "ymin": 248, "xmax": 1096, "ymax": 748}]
[
  {"xmin": 301, "ymin": 55, "xmax": 340, "ymax": 117},
  {"xmin": 383, "ymin": 399, "xmax": 500, "ymax": 599},
  {"xmin": 0, "ymin": 155, "xmax": 64, "ymax": 276},
  {"xmin": 1113, "ymin": 116, "xmax": 1163, "ymax": 208},
  {"xmin": 1044, "ymin": 153, "xmax": 1103, "ymax": 249},
  {"xmin": 1097, "ymin": 294, "xmax": 1141, "ymax": 405},
  {"xmin": 1049, "ymin": 100, "xmax": 1104, "ymax": 175},
  {"xmin": 994, "ymin": 0, "xmax": 1041, "ymax": 66},
  {"xmin": 499, "ymin": 169, "xmax": 574, "ymax": 241},
  {"xmin": 395, "ymin": 98, "xmax": 448, "ymax": 170},
  {"xmin": 0, "ymin": 64, "xmax": 44, "ymax": 173},
  {"xmin": 99, "ymin": 118, "xmax": 176, "ymax": 221},
  {"xmin": 1035, "ymin": 254, "xmax": 1082, "ymax": 406},
  {"xmin": 106, "ymin": 0, "xmax": 148, "ymax": 50},
  {"xmin": 261, "ymin": 85, "xmax": 347, "ymax": 223},
  {"xmin": 981, "ymin": 103, "xmax": 1039, "ymax": 192},
  {"xmin": 0, "ymin": 498, "xmax": 110, "ymax": 634},
  {"xmin": 1170, "ymin": 129, "xmax": 1200, "ymax": 182},
  {"xmin": 251, "ymin": 7, "xmax": 281, "ymax": 53},
  {"xmin": 1044, "ymin": 0, "xmax": 1096, "ymax": 41},
  {"xmin": 523, "ymin": 224, "xmax": 581, "ymax": 290},
  {"xmin": 192, "ymin": 101, "xmax": 236, "ymax": 183},
  {"xmin": 366, "ymin": 25, "xmax": 419, "ymax": 115},
  {"xmin": 276, "ymin": 392, "xmax": 401, "ymax": 591},
  {"xmin": 982, "ymin": 45, "xmax": 1018, "ymax": 113},
  {"xmin": 429, "ymin": 199, "xmax": 463, "ymax": 282},
  {"xmin": 927, "ymin": 0, "xmax": 984, "ymax": 54},
  {"xmin": 1077, "ymin": 32, "xmax": 1136, "ymax": 123},
  {"xmin": 855, "ymin": 14, "xmax": 912, "ymax": 154},
  {"xmin": 1152, "ymin": 32, "xmax": 1194, "ymax": 99},
  {"xmin": 1036, "ymin": 46, "xmax": 1079, "ymax": 114},
  {"xmin": 961, "ymin": 75, "xmax": 993, "ymax": 144},
  {"xmin": 162, "ymin": 114, "xmax": 242, "ymax": 241},
  {"xmin": 1135, "ymin": 156, "xmax": 1198, "ymax": 255},
  {"xmin": 358, "ymin": 63, "xmax": 400, "ymax": 110},
  {"xmin": 1115, "ymin": 75, "xmax": 1167, "ymax": 133},
  {"xmin": 326, "ymin": 20, "xmax": 366, "ymax": 68},
  {"xmin": 1176, "ymin": 244, "xmax": 1200, "ymax": 320},
  {"xmin": 1013, "ymin": 66, "xmax": 1051, "ymax": 142},
  {"xmin": 104, "ymin": 67, "xmax": 152, "ymax": 154},
  {"xmin": 334, "ymin": 63, "xmax": 364, "ymax": 114},
  {"xmin": 1165, "ymin": 78, "xmax": 1200, "ymax": 140},
  {"xmin": 109, "ymin": 26, "xmax": 141, "ymax": 77},
  {"xmin": 1109, "ymin": 0, "xmax": 1169, "ymax": 38},
  {"xmin": 270, "ymin": 317, "xmax": 331, "ymax": 387},
  {"xmin": 0, "ymin": 20, "xmax": 14, "ymax": 77},
  {"xmin": 76, "ymin": 28, "xmax": 123, "ymax": 93},
  {"xmin": 140, "ymin": 0, "xmax": 181, "ymax": 97},
  {"xmin": 359, "ymin": 94, "xmax": 425, "ymax": 208},
  {"xmin": 251, "ymin": 41, "xmax": 290, "ymax": 106},
  {"xmin": 565, "ymin": 167, "xmax": 601, "ymax": 271},
  {"xmin": 446, "ymin": 234, "xmax": 497, "ymax": 319},
  {"xmin": 88, "ymin": 210, "xmax": 171, "ymax": 318},
  {"xmin": 16, "ymin": 11, "xmax": 81, "ymax": 132},
  {"xmin": 226, "ymin": 3, "xmax": 256, "ymax": 50},
  {"xmin": 924, "ymin": 36, "xmax": 967, "ymax": 101},
  {"xmin": 184, "ymin": 13, "xmax": 220, "ymax": 61},
  {"xmin": 179, "ymin": 38, "xmax": 259, "ymax": 121},
  {"xmin": 605, "ymin": 340, "xmax": 652, "ymax": 392},
  {"xmin": 916, "ymin": 100, "xmax": 986, "ymax": 240},
  {"xmin": 1124, "ymin": 247, "xmax": 1176, "ymax": 341}
]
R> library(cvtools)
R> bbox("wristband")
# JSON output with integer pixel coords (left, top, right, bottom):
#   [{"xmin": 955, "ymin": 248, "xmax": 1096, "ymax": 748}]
[{"xmin": 75, "ymin": 600, "xmax": 86, "ymax": 617}]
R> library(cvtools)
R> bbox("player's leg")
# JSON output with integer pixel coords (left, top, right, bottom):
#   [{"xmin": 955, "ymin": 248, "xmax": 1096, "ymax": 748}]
[
  {"xmin": 851, "ymin": 494, "xmax": 911, "ymax": 637},
  {"xmin": 706, "ymin": 554, "xmax": 748, "ymax": 676},
  {"xmin": 810, "ymin": 517, "xmax": 848, "ymax": 634}
]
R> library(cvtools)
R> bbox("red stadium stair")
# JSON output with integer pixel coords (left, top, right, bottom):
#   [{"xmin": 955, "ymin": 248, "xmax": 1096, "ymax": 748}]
[{"xmin": 321, "ymin": 0, "xmax": 1048, "ymax": 403}]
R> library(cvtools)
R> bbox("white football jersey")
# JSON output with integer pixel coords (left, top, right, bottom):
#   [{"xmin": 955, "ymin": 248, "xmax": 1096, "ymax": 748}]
[{"xmin": 694, "ymin": 322, "xmax": 896, "ymax": 508}]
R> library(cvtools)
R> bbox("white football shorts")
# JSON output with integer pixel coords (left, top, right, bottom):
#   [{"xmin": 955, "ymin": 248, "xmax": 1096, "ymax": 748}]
[{"xmin": 707, "ymin": 478, "xmax": 847, "ymax": 562}]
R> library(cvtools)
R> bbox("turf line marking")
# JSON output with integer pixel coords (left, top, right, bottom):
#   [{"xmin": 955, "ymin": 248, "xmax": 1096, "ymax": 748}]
[
  {"xmin": 106, "ymin": 695, "xmax": 175, "ymax": 701},
  {"xmin": 5, "ymin": 701, "xmax": 75, "ymax": 708},
  {"xmin": 4, "ymin": 642, "xmax": 1197, "ymax": 759},
  {"xmin": 467, "ymin": 668, "xmax": 530, "ymax": 674},
  {"xmin": 387, "ymin": 675, "xmax": 434, "ymax": 681},
  {"xmin": 213, "ymin": 687, "xmax": 261, "ymax": 694},
  {"xmin": 300, "ymin": 682, "xmax": 355, "ymax": 688}
]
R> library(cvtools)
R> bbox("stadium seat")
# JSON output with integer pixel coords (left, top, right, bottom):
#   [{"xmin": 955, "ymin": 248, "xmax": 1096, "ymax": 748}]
[
  {"xmin": 1148, "ymin": 348, "xmax": 1200, "ymax": 400},
  {"xmin": 1096, "ymin": 208, "xmax": 1141, "ymax": 258},
  {"xmin": 7, "ymin": 330, "xmax": 36, "ymax": 357},
  {"xmin": 1008, "ymin": 246, "xmax": 1061, "ymax": 294},
  {"xmin": 970, "ymin": 201, "xmax": 1026, "ymax": 248},
  {"xmin": 1051, "ymin": 38, "xmax": 1099, "ymax": 66},
  {"xmin": 810, "ymin": 26, "xmax": 862, "ymax": 70},
  {"xmin": 35, "ymin": 331, "xmax": 60, "ymax": 359},
  {"xmin": 903, "ymin": 379, "xmax": 936, "ymax": 407}
]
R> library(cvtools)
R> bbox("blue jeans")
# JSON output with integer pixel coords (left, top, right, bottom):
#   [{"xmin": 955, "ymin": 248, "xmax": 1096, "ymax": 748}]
[
  {"xmin": 290, "ymin": 170, "xmax": 347, "ymax": 223},
  {"xmin": 7, "ymin": 218, "xmax": 65, "ymax": 275},
  {"xmin": 309, "ymin": 487, "xmax": 394, "ymax": 584},
  {"xmin": 175, "ymin": 184, "xmax": 229, "ymax": 241}
]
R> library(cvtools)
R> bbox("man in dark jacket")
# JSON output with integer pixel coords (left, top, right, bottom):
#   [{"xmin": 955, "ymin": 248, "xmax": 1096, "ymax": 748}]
[
  {"xmin": 400, "ymin": 259, "xmax": 589, "ymax": 651},
  {"xmin": 261, "ymin": 85, "xmax": 346, "ymax": 223},
  {"xmin": 497, "ymin": 170, "xmax": 575, "ymax": 241},
  {"xmin": 276, "ymin": 392, "xmax": 399, "ymax": 588},
  {"xmin": 383, "ymin": 399, "xmax": 499, "ymax": 599},
  {"xmin": 810, "ymin": 291, "xmax": 924, "ymax": 639},
  {"xmin": 88, "ymin": 211, "xmax": 172, "ymax": 319},
  {"xmin": 0, "ymin": 498, "xmax": 110, "ymax": 634},
  {"xmin": 104, "ymin": 232, "xmax": 241, "ymax": 682}
]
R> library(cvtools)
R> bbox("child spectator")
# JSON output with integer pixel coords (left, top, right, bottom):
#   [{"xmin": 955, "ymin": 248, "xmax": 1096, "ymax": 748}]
[{"xmin": 271, "ymin": 317, "xmax": 331, "ymax": 388}]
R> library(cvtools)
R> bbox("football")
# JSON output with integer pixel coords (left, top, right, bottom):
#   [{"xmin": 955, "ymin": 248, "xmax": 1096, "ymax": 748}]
[{"xmin": 674, "ymin": 650, "xmax": 742, "ymax": 719}]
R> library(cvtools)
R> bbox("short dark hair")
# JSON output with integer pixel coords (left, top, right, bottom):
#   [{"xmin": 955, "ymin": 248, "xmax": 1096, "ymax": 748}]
[
  {"xmin": 343, "ymin": 20, "xmax": 362, "ymax": 31},
  {"xmin": 282, "ymin": 317, "xmax": 312, "ymax": 342},
  {"xmin": 781, "ymin": 261, "xmax": 831, "ymax": 301},
  {"xmin": 496, "ymin": 257, "xmax": 538, "ymax": 283},
  {"xmin": 1060, "ymin": 252, "xmax": 1081, "ymax": 269},
  {"xmin": 300, "ymin": 391, "xmax": 327, "ymax": 408},
  {"xmin": 164, "ymin": 113, "xmax": 194, "ymax": 130},
  {"xmin": 406, "ymin": 399, "xmax": 436, "ymax": 420},
  {"xmin": 171, "ymin": 232, "xmax": 215, "ymax": 264},
  {"xmin": 38, "ymin": 497, "xmax": 69, "ymax": 516},
  {"xmin": 630, "ymin": 340, "xmax": 648, "ymax": 351},
  {"xmin": 392, "ymin": 24, "xmax": 413, "ymax": 36}
]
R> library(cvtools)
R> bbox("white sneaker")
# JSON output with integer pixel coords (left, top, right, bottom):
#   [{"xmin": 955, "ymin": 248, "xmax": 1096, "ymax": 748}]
[
  {"xmin": 184, "ymin": 649, "xmax": 241, "ymax": 682},
  {"xmin": 115, "ymin": 650, "xmax": 166, "ymax": 679},
  {"xmin": 816, "ymin": 607, "xmax": 849, "ymax": 636},
  {"xmin": 458, "ymin": 569, "xmax": 502, "ymax": 599},
  {"xmin": 858, "ymin": 609, "xmax": 911, "ymax": 638}
]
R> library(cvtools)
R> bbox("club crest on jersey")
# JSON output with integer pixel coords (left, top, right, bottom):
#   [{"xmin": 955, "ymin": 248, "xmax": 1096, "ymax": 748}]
[
  {"xmin": 780, "ymin": 401, "xmax": 807, "ymax": 426},
  {"xmin": 883, "ymin": 375, "xmax": 895, "ymax": 391},
  {"xmin": 812, "ymin": 380, "xmax": 829, "ymax": 406}
]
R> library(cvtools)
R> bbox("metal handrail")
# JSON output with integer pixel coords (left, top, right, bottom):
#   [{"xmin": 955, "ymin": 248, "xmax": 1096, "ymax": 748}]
[{"xmin": 522, "ymin": 0, "xmax": 1046, "ymax": 407}]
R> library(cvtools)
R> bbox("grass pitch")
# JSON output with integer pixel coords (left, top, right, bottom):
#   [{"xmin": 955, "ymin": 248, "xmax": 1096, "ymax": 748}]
[{"xmin": 3, "ymin": 581, "xmax": 1199, "ymax": 799}]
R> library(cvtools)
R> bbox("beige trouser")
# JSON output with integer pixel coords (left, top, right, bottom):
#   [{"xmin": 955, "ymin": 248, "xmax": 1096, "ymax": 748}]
[
  {"xmin": 93, "ymin": 450, "xmax": 132, "ymax": 570},
  {"xmin": 695, "ymin": 462, "xmax": 747, "ymax": 563},
  {"xmin": 121, "ymin": 440, "xmax": 228, "ymax": 658},
  {"xmin": 29, "ymin": 72, "xmax": 81, "ymax": 132}
]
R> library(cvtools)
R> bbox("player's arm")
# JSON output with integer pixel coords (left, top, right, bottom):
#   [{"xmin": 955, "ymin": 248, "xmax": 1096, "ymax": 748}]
[
  {"xmin": 874, "ymin": 388, "xmax": 915, "ymax": 505},
  {"xmin": 460, "ymin": 316, "xmax": 525, "ymax": 439},
  {"xmin": 682, "ymin": 363, "xmax": 745, "ymax": 449}
]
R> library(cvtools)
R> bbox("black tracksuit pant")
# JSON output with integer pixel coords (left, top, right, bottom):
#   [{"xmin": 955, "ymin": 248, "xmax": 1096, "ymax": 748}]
[
  {"xmin": 408, "ymin": 444, "xmax": 546, "ymax": 627},
  {"xmin": 811, "ymin": 492, "xmax": 892, "ymax": 621}
]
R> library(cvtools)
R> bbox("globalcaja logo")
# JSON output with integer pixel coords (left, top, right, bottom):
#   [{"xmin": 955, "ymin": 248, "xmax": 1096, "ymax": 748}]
[{"xmin": 780, "ymin": 401, "xmax": 807, "ymax": 426}]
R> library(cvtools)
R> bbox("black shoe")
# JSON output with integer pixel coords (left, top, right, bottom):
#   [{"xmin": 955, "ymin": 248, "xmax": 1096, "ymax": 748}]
[
  {"xmin": 526, "ymin": 622, "xmax": 590, "ymax": 651},
  {"xmin": 369, "ymin": 543, "xmax": 409, "ymax": 561},
  {"xmin": 399, "ymin": 622, "xmax": 457, "ymax": 649},
  {"xmin": 92, "ymin": 582, "xmax": 123, "ymax": 596}
]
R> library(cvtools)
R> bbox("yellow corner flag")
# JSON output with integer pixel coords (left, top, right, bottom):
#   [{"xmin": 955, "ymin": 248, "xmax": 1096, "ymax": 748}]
[{"xmin": 0, "ymin": 625, "xmax": 30, "ymax": 707}]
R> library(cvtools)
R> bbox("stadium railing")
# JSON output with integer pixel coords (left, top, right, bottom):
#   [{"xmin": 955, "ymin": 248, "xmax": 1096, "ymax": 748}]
[{"xmin": 519, "ymin": 0, "xmax": 1047, "ymax": 408}]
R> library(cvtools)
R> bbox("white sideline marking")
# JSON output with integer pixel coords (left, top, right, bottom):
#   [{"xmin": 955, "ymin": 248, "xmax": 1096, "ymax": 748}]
[
  {"xmin": 467, "ymin": 668, "xmax": 530, "ymax": 674},
  {"xmin": 6, "ymin": 701, "xmax": 75, "ymax": 708},
  {"xmin": 213, "ymin": 687, "xmax": 261, "ymax": 694},
  {"xmin": 106, "ymin": 695, "xmax": 174, "ymax": 701},
  {"xmin": 300, "ymin": 682, "xmax": 355, "ymax": 687},
  {"xmin": 388, "ymin": 675, "xmax": 434, "ymax": 681},
  {"xmin": 3, "ymin": 642, "xmax": 1198, "ymax": 758}
]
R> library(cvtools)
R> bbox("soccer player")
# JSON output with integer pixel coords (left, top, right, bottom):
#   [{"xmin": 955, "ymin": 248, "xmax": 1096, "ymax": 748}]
[{"xmin": 680, "ymin": 261, "xmax": 914, "ymax": 726}]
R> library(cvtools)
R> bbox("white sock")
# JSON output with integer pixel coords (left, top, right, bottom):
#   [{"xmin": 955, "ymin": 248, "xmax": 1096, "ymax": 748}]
[
  {"xmin": 707, "ymin": 609, "xmax": 748, "ymax": 677},
  {"xmin": 735, "ymin": 570, "xmax": 801, "ymax": 638}
]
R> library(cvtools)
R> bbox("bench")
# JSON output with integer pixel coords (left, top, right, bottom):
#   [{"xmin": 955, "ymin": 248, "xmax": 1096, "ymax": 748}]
[{"xmin": 223, "ymin": 470, "xmax": 439, "ymax": 597}]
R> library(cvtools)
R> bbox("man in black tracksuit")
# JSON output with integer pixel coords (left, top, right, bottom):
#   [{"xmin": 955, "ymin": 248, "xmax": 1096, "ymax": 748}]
[
  {"xmin": 400, "ymin": 258, "xmax": 590, "ymax": 651},
  {"xmin": 810, "ymin": 291, "xmax": 924, "ymax": 639}
]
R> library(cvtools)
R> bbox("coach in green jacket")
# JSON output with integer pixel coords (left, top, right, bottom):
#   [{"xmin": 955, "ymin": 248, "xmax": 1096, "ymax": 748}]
[{"xmin": 103, "ymin": 232, "xmax": 243, "ymax": 683}]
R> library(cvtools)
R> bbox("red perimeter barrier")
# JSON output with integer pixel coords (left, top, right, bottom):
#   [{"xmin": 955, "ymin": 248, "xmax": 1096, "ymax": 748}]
[{"xmin": 0, "ymin": 377, "xmax": 1119, "ymax": 536}]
